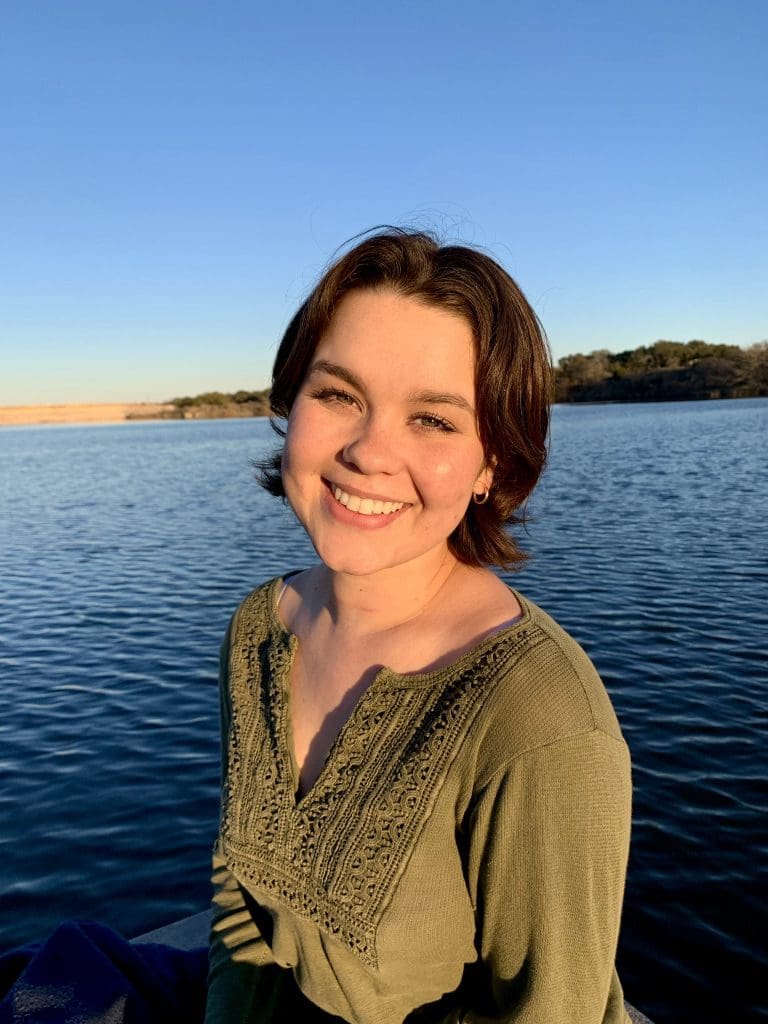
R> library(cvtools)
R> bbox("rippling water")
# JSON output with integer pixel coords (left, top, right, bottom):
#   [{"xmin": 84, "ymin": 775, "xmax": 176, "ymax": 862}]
[{"xmin": 0, "ymin": 401, "xmax": 766, "ymax": 1024}]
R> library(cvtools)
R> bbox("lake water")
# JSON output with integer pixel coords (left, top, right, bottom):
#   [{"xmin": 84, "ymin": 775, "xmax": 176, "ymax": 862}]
[{"xmin": 0, "ymin": 400, "xmax": 766, "ymax": 1024}]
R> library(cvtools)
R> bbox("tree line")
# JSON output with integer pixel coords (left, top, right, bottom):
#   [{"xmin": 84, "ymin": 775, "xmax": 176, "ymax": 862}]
[
  {"xmin": 167, "ymin": 340, "xmax": 768, "ymax": 416},
  {"xmin": 170, "ymin": 388, "xmax": 272, "ymax": 418},
  {"xmin": 554, "ymin": 340, "xmax": 768, "ymax": 403}
]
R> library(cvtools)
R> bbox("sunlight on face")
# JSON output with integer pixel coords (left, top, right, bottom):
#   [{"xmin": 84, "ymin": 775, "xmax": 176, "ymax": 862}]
[{"xmin": 282, "ymin": 288, "xmax": 492, "ymax": 578}]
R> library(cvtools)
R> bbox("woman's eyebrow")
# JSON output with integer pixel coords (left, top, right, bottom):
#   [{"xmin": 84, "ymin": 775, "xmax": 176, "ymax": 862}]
[
  {"xmin": 409, "ymin": 389, "xmax": 476, "ymax": 416},
  {"xmin": 307, "ymin": 360, "xmax": 363, "ymax": 391}
]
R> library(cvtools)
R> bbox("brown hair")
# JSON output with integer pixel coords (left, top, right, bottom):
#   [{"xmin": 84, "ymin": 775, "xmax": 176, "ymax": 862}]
[{"xmin": 259, "ymin": 227, "xmax": 552, "ymax": 569}]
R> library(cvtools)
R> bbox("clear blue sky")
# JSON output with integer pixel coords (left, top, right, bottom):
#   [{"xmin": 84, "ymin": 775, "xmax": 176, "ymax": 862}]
[{"xmin": 1, "ymin": 0, "xmax": 766, "ymax": 405}]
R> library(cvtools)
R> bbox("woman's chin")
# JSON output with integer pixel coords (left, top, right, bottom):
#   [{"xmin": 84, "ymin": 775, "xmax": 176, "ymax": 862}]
[
  {"xmin": 310, "ymin": 534, "xmax": 453, "ymax": 581},
  {"xmin": 311, "ymin": 547, "xmax": 403, "ymax": 578}
]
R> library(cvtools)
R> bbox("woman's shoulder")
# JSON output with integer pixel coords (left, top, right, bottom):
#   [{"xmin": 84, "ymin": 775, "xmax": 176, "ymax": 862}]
[
  {"xmin": 224, "ymin": 573, "xmax": 293, "ymax": 644},
  {"xmin": 469, "ymin": 589, "xmax": 627, "ymax": 777}
]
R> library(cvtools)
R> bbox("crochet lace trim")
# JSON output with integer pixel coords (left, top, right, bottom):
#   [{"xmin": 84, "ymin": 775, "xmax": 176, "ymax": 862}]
[{"xmin": 220, "ymin": 580, "xmax": 535, "ymax": 970}]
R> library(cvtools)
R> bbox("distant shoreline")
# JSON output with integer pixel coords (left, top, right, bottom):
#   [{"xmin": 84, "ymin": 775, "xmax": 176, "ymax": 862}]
[
  {"xmin": 0, "ymin": 402, "xmax": 269, "ymax": 428},
  {"xmin": 3, "ymin": 392, "xmax": 768, "ymax": 428},
  {"xmin": 0, "ymin": 402, "xmax": 177, "ymax": 427}
]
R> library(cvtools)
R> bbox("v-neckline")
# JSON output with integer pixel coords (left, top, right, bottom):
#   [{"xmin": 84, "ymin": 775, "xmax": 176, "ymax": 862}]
[
  {"xmin": 273, "ymin": 628, "xmax": 393, "ymax": 811},
  {"xmin": 267, "ymin": 576, "xmax": 388, "ymax": 808},
  {"xmin": 264, "ymin": 574, "xmax": 532, "ymax": 810}
]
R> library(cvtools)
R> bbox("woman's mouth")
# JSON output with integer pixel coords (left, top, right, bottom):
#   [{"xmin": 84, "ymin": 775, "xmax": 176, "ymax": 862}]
[{"xmin": 331, "ymin": 485, "xmax": 405, "ymax": 517}]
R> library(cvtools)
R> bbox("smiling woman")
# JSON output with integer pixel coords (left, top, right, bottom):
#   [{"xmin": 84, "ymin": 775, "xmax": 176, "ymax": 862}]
[
  {"xmin": 206, "ymin": 229, "xmax": 632, "ymax": 1024},
  {"xmin": 281, "ymin": 290, "xmax": 492, "ymax": 578},
  {"xmin": 260, "ymin": 229, "xmax": 550, "ymax": 570}
]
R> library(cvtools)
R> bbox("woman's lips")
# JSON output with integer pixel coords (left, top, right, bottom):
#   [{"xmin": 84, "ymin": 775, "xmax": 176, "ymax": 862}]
[
  {"xmin": 330, "ymin": 483, "xmax": 405, "ymax": 517},
  {"xmin": 323, "ymin": 480, "xmax": 411, "ymax": 526}
]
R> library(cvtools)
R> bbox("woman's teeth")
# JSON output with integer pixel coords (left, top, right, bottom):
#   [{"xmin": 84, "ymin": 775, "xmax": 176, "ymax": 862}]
[{"xmin": 332, "ymin": 486, "xmax": 404, "ymax": 516}]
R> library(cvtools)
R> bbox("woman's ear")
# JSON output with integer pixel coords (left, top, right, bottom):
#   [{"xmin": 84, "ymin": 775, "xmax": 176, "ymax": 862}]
[{"xmin": 474, "ymin": 457, "xmax": 495, "ymax": 498}]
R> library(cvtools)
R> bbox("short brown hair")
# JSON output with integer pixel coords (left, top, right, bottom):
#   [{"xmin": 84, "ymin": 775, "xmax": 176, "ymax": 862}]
[{"xmin": 259, "ymin": 227, "xmax": 552, "ymax": 569}]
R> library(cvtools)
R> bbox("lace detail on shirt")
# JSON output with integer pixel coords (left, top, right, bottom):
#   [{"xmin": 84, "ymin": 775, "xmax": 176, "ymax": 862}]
[{"xmin": 220, "ymin": 580, "xmax": 536, "ymax": 970}]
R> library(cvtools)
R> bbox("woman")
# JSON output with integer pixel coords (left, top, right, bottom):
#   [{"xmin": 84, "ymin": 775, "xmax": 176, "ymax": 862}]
[{"xmin": 206, "ymin": 229, "xmax": 632, "ymax": 1024}]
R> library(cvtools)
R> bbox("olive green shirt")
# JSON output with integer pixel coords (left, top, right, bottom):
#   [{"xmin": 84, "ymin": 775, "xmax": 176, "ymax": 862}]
[{"xmin": 206, "ymin": 577, "xmax": 632, "ymax": 1024}]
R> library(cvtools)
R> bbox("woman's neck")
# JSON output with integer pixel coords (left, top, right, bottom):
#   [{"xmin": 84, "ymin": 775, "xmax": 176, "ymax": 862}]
[{"xmin": 309, "ymin": 549, "xmax": 464, "ymax": 639}]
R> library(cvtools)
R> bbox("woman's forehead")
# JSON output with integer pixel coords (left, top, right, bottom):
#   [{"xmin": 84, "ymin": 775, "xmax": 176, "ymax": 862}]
[
  {"xmin": 314, "ymin": 289, "xmax": 478, "ymax": 395},
  {"xmin": 321, "ymin": 288, "xmax": 475, "ymax": 356}
]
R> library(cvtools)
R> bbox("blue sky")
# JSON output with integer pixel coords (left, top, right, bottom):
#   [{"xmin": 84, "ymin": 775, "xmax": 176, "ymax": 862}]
[{"xmin": 1, "ymin": 0, "xmax": 766, "ymax": 404}]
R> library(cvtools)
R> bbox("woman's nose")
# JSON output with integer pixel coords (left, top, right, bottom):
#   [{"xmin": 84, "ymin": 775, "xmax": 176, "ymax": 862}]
[{"xmin": 341, "ymin": 414, "xmax": 402, "ymax": 475}]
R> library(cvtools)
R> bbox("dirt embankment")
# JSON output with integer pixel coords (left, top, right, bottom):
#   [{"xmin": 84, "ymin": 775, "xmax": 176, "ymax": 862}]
[{"xmin": 0, "ymin": 402, "xmax": 178, "ymax": 427}]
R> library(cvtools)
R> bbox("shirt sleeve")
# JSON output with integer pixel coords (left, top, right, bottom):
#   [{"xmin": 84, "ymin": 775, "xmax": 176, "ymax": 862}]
[
  {"xmin": 205, "ymin": 602, "xmax": 341, "ymax": 1024},
  {"xmin": 205, "ymin": 616, "xmax": 281, "ymax": 1024},
  {"xmin": 460, "ymin": 729, "xmax": 632, "ymax": 1024},
  {"xmin": 205, "ymin": 841, "xmax": 284, "ymax": 1024}
]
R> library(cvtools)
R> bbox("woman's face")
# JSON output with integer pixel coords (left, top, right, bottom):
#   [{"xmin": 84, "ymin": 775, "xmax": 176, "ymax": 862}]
[{"xmin": 281, "ymin": 288, "xmax": 492, "ymax": 579}]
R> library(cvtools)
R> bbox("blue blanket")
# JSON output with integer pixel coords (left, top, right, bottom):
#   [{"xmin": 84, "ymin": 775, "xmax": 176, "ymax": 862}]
[{"xmin": 0, "ymin": 920, "xmax": 207, "ymax": 1023}]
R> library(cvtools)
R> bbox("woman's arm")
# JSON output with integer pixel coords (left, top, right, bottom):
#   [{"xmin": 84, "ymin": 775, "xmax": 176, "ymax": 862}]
[
  {"xmin": 206, "ymin": 842, "xmax": 285, "ymax": 1024},
  {"xmin": 205, "ymin": 616, "xmax": 280, "ymax": 1024},
  {"xmin": 461, "ymin": 729, "xmax": 632, "ymax": 1024}
]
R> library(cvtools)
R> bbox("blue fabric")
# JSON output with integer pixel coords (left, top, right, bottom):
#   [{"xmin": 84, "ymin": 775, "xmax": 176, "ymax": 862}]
[{"xmin": 0, "ymin": 920, "xmax": 207, "ymax": 1023}]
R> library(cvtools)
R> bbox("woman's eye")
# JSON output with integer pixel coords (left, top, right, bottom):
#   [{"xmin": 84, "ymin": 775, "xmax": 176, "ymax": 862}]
[
  {"xmin": 309, "ymin": 386, "xmax": 358, "ymax": 407},
  {"xmin": 414, "ymin": 413, "xmax": 455, "ymax": 433}
]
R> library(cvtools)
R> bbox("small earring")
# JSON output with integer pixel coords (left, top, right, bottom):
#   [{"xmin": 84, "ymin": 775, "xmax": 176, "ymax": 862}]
[{"xmin": 473, "ymin": 489, "xmax": 490, "ymax": 505}]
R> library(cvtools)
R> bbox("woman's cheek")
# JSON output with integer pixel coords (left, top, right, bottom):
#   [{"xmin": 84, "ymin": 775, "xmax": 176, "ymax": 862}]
[{"xmin": 427, "ymin": 457, "xmax": 474, "ymax": 504}]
